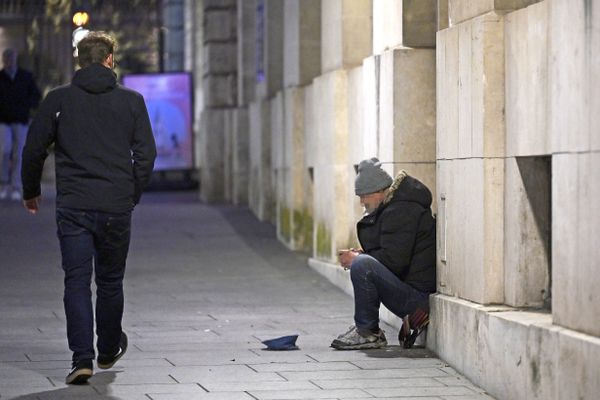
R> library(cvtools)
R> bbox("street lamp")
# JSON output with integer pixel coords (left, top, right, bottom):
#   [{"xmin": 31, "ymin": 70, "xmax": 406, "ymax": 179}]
[
  {"xmin": 72, "ymin": 11, "xmax": 89, "ymax": 27},
  {"xmin": 72, "ymin": 11, "xmax": 90, "ymax": 57}
]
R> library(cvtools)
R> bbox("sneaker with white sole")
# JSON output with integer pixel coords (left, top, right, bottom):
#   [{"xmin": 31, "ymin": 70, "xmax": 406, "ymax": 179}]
[
  {"xmin": 10, "ymin": 190, "xmax": 21, "ymax": 201},
  {"xmin": 65, "ymin": 359, "xmax": 93, "ymax": 384},
  {"xmin": 331, "ymin": 325, "xmax": 387, "ymax": 350},
  {"xmin": 97, "ymin": 332, "xmax": 128, "ymax": 369}
]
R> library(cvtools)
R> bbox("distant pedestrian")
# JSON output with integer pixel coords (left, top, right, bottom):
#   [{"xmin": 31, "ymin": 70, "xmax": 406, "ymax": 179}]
[
  {"xmin": 331, "ymin": 158, "xmax": 436, "ymax": 350},
  {"xmin": 0, "ymin": 48, "xmax": 40, "ymax": 201},
  {"xmin": 21, "ymin": 32, "xmax": 156, "ymax": 384}
]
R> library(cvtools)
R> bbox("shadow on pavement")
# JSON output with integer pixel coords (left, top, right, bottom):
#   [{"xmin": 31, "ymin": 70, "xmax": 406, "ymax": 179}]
[
  {"xmin": 9, "ymin": 371, "xmax": 121, "ymax": 400},
  {"xmin": 361, "ymin": 346, "xmax": 437, "ymax": 359}
]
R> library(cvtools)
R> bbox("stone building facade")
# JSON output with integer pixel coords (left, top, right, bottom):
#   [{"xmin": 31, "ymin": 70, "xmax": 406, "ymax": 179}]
[{"xmin": 190, "ymin": 1, "xmax": 599, "ymax": 399}]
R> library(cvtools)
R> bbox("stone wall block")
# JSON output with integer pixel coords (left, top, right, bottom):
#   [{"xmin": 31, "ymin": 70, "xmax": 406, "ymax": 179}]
[
  {"xmin": 360, "ymin": 56, "xmax": 380, "ymax": 161},
  {"xmin": 441, "ymin": 158, "xmax": 504, "ymax": 304},
  {"xmin": 436, "ymin": 160, "xmax": 452, "ymax": 295},
  {"xmin": 232, "ymin": 107, "xmax": 249, "ymax": 205},
  {"xmin": 237, "ymin": 0, "xmax": 256, "ymax": 105},
  {"xmin": 549, "ymin": 0, "xmax": 598, "ymax": 153},
  {"xmin": 504, "ymin": 157, "xmax": 551, "ymax": 308},
  {"xmin": 402, "ymin": 0, "xmax": 437, "ymax": 48},
  {"xmin": 204, "ymin": 0, "xmax": 235, "ymax": 10},
  {"xmin": 552, "ymin": 153, "xmax": 600, "ymax": 337},
  {"xmin": 393, "ymin": 49, "xmax": 436, "ymax": 162},
  {"xmin": 436, "ymin": 26, "xmax": 459, "ymax": 160},
  {"xmin": 348, "ymin": 63, "xmax": 379, "ymax": 165},
  {"xmin": 271, "ymin": 93, "xmax": 285, "ymax": 239},
  {"xmin": 478, "ymin": 13, "xmax": 505, "ymax": 158},
  {"xmin": 431, "ymin": 294, "xmax": 600, "ymax": 400},
  {"xmin": 204, "ymin": 9, "xmax": 236, "ymax": 42},
  {"xmin": 527, "ymin": 323, "xmax": 560, "ymax": 400},
  {"xmin": 372, "ymin": 0, "xmax": 403, "ymax": 54},
  {"xmin": 284, "ymin": 0, "xmax": 321, "ymax": 87},
  {"xmin": 203, "ymin": 74, "xmax": 237, "ymax": 107},
  {"xmin": 203, "ymin": 42, "xmax": 236, "ymax": 74},
  {"xmin": 322, "ymin": 0, "xmax": 372, "ymax": 73},
  {"xmin": 248, "ymin": 100, "xmax": 274, "ymax": 222},
  {"xmin": 438, "ymin": 0, "xmax": 449, "ymax": 30},
  {"xmin": 303, "ymin": 83, "xmax": 318, "ymax": 169},
  {"xmin": 311, "ymin": 69, "xmax": 353, "ymax": 261},
  {"xmin": 557, "ymin": 329, "xmax": 600, "ymax": 400},
  {"xmin": 282, "ymin": 88, "xmax": 309, "ymax": 250},
  {"xmin": 255, "ymin": 0, "xmax": 284, "ymax": 100},
  {"xmin": 448, "ymin": 0, "xmax": 540, "ymax": 26},
  {"xmin": 505, "ymin": 1, "xmax": 549, "ymax": 157},
  {"xmin": 199, "ymin": 109, "xmax": 226, "ymax": 203},
  {"xmin": 223, "ymin": 109, "xmax": 234, "ymax": 203},
  {"xmin": 438, "ymin": 12, "xmax": 505, "ymax": 159},
  {"xmin": 313, "ymin": 69, "xmax": 349, "ymax": 167}
]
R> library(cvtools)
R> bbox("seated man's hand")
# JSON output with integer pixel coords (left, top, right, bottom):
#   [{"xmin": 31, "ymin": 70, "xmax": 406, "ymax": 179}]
[{"xmin": 338, "ymin": 248, "xmax": 361, "ymax": 270}]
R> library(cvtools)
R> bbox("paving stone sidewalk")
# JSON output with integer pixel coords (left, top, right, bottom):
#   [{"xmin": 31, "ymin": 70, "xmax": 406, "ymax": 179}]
[{"xmin": 0, "ymin": 190, "xmax": 493, "ymax": 400}]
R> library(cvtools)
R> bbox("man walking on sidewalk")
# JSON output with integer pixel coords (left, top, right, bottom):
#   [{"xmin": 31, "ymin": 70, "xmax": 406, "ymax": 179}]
[
  {"xmin": 332, "ymin": 158, "xmax": 436, "ymax": 350},
  {"xmin": 21, "ymin": 32, "xmax": 156, "ymax": 384},
  {"xmin": 0, "ymin": 48, "xmax": 41, "ymax": 201}
]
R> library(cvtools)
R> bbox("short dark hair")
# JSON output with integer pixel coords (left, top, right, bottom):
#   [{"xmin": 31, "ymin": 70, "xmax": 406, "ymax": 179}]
[{"xmin": 77, "ymin": 31, "xmax": 116, "ymax": 68}]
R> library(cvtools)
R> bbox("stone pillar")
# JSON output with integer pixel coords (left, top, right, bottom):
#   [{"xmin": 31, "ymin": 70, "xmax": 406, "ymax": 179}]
[
  {"xmin": 378, "ymin": 48, "xmax": 436, "ymax": 209},
  {"xmin": 200, "ymin": 0, "xmax": 237, "ymax": 202},
  {"xmin": 199, "ymin": 109, "xmax": 226, "ymax": 202},
  {"xmin": 504, "ymin": 1, "xmax": 551, "ymax": 308},
  {"xmin": 271, "ymin": 92, "xmax": 284, "ymax": 229},
  {"xmin": 277, "ymin": 87, "xmax": 311, "ymax": 251},
  {"xmin": 436, "ymin": 11, "xmax": 505, "ymax": 304},
  {"xmin": 373, "ymin": 0, "xmax": 437, "ymax": 54},
  {"xmin": 231, "ymin": 107, "xmax": 249, "ymax": 205},
  {"xmin": 321, "ymin": 0, "xmax": 373, "ymax": 73},
  {"xmin": 192, "ymin": 2, "xmax": 205, "ymax": 171},
  {"xmin": 183, "ymin": 0, "xmax": 195, "ymax": 72},
  {"xmin": 283, "ymin": 0, "xmax": 321, "ymax": 87},
  {"xmin": 437, "ymin": 0, "xmax": 450, "ymax": 30},
  {"xmin": 237, "ymin": 0, "xmax": 256, "ymax": 105},
  {"xmin": 255, "ymin": 0, "xmax": 283, "ymax": 99},
  {"xmin": 248, "ymin": 100, "xmax": 273, "ymax": 221},
  {"xmin": 223, "ymin": 108, "xmax": 235, "ymax": 203},
  {"xmin": 549, "ymin": 0, "xmax": 600, "ymax": 339},
  {"xmin": 163, "ymin": 0, "xmax": 185, "ymax": 71},
  {"xmin": 448, "ymin": 0, "xmax": 540, "ymax": 26},
  {"xmin": 312, "ymin": 70, "xmax": 354, "ymax": 262}
]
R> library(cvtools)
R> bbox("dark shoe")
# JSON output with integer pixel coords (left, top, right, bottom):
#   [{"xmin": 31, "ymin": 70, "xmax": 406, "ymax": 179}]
[
  {"xmin": 331, "ymin": 325, "xmax": 387, "ymax": 350},
  {"xmin": 65, "ymin": 359, "xmax": 93, "ymax": 384},
  {"xmin": 398, "ymin": 308, "xmax": 429, "ymax": 349},
  {"xmin": 97, "ymin": 332, "xmax": 128, "ymax": 369}
]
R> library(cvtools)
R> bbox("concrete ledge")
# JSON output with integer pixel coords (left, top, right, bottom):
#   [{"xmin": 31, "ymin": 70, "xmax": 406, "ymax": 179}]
[
  {"xmin": 308, "ymin": 257, "xmax": 404, "ymax": 332},
  {"xmin": 429, "ymin": 294, "xmax": 600, "ymax": 400}
]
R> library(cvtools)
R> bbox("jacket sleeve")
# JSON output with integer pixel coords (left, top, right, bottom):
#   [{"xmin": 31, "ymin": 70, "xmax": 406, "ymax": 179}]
[
  {"xmin": 367, "ymin": 203, "xmax": 423, "ymax": 278},
  {"xmin": 131, "ymin": 94, "xmax": 157, "ymax": 205},
  {"xmin": 21, "ymin": 90, "xmax": 59, "ymax": 200}
]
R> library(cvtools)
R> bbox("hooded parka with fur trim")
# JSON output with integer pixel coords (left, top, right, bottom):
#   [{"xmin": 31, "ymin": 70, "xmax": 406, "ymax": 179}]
[{"xmin": 356, "ymin": 172, "xmax": 436, "ymax": 293}]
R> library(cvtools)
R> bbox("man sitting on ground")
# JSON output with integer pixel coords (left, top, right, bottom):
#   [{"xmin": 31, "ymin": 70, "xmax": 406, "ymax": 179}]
[{"xmin": 331, "ymin": 158, "xmax": 436, "ymax": 350}]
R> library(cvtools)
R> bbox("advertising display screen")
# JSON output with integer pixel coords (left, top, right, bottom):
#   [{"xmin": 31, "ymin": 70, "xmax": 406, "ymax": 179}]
[{"xmin": 123, "ymin": 73, "xmax": 193, "ymax": 171}]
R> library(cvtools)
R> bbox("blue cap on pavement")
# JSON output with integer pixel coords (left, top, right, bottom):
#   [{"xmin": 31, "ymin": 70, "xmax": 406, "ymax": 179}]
[{"xmin": 261, "ymin": 335, "xmax": 299, "ymax": 350}]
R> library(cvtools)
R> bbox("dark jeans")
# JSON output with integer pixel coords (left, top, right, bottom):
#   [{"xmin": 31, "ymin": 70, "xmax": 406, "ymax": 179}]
[
  {"xmin": 56, "ymin": 207, "xmax": 131, "ymax": 362},
  {"xmin": 350, "ymin": 254, "xmax": 430, "ymax": 334}
]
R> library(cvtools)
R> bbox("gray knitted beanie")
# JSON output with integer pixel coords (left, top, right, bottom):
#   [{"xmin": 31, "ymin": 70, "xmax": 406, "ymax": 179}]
[{"xmin": 354, "ymin": 157, "xmax": 393, "ymax": 195}]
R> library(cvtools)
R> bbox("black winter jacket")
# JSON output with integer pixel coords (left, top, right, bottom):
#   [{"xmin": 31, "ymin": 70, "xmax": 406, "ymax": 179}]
[
  {"xmin": 22, "ymin": 63, "xmax": 156, "ymax": 212},
  {"xmin": 357, "ymin": 172, "xmax": 436, "ymax": 293},
  {"xmin": 0, "ymin": 68, "xmax": 41, "ymax": 123}
]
